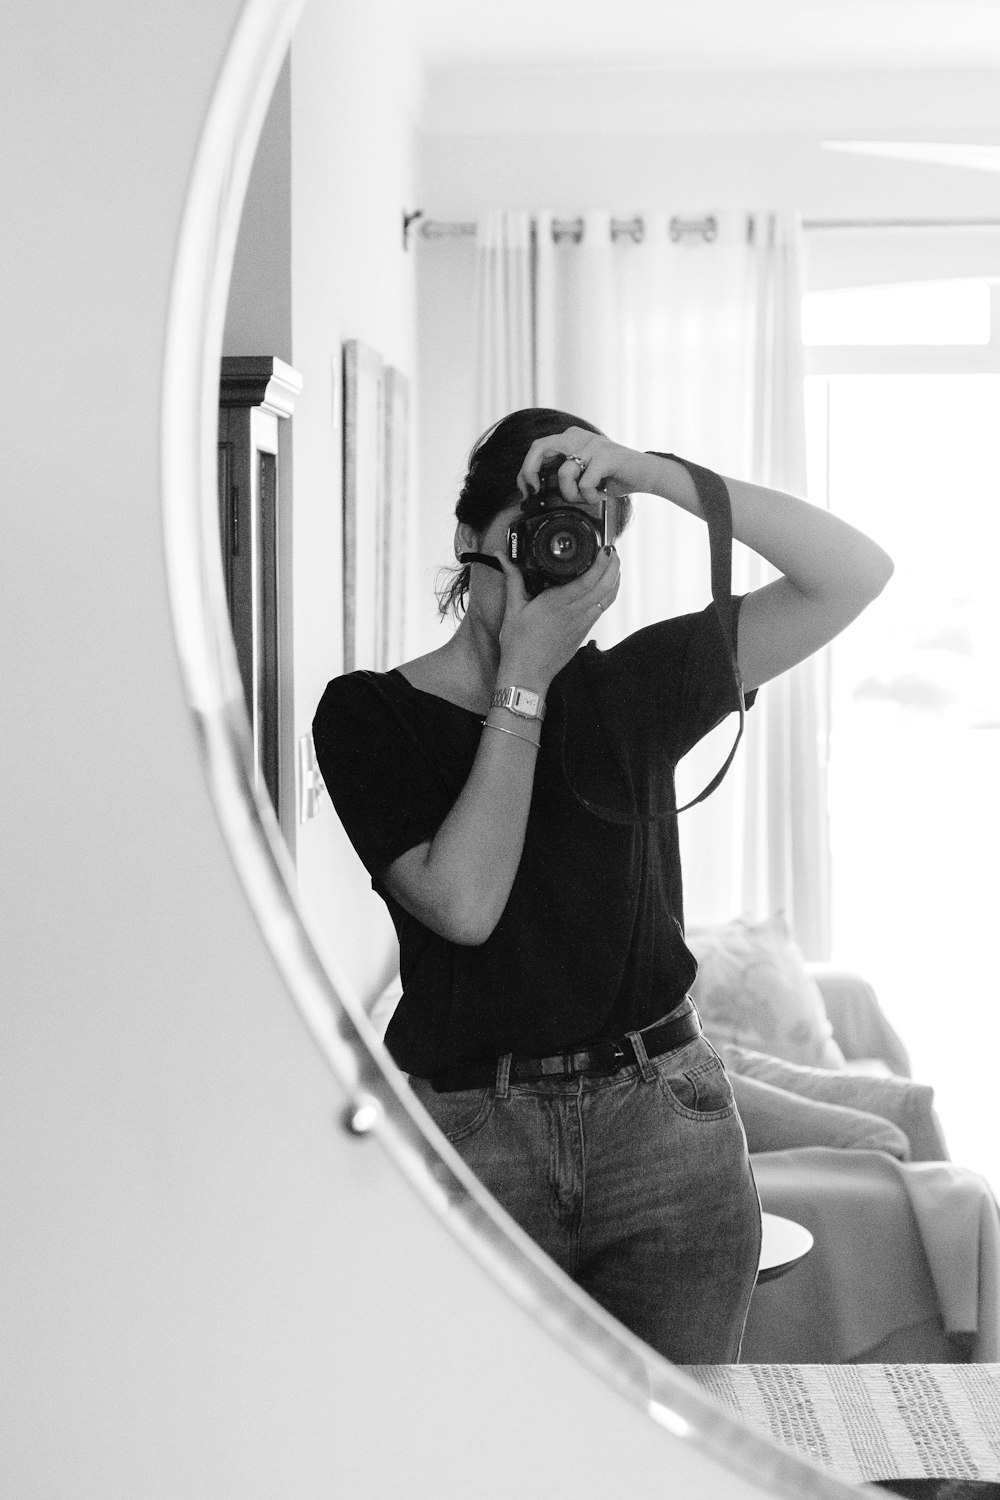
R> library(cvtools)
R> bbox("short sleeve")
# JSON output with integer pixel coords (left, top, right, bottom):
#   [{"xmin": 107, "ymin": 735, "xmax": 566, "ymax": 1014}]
[
  {"xmin": 312, "ymin": 673, "xmax": 457, "ymax": 879},
  {"xmin": 590, "ymin": 597, "xmax": 756, "ymax": 763},
  {"xmin": 671, "ymin": 594, "xmax": 757, "ymax": 760}
]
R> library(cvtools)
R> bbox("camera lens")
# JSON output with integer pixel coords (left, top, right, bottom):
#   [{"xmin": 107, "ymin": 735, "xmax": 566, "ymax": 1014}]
[
  {"xmin": 531, "ymin": 512, "xmax": 599, "ymax": 580},
  {"xmin": 548, "ymin": 530, "xmax": 580, "ymax": 560}
]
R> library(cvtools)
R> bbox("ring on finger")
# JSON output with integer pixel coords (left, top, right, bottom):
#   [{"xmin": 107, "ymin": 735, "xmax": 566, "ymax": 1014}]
[{"xmin": 569, "ymin": 454, "xmax": 588, "ymax": 473}]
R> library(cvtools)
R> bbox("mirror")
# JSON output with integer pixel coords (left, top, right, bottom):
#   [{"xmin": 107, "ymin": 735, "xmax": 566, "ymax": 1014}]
[{"xmin": 164, "ymin": 1, "xmax": 1000, "ymax": 1494}]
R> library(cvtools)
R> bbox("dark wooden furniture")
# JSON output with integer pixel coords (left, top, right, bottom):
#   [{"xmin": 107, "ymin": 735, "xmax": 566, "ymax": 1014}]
[{"xmin": 218, "ymin": 356, "xmax": 301, "ymax": 821}]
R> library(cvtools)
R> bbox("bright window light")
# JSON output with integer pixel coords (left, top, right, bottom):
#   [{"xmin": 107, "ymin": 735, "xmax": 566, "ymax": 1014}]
[
  {"xmin": 807, "ymin": 369, "xmax": 1000, "ymax": 1193},
  {"xmin": 802, "ymin": 279, "xmax": 993, "ymax": 346}
]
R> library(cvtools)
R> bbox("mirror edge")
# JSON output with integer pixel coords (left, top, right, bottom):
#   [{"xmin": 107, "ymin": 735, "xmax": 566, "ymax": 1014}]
[{"xmin": 159, "ymin": 3, "xmax": 873, "ymax": 1495}]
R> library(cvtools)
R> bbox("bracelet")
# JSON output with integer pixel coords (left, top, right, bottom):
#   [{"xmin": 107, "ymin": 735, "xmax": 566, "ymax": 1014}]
[{"xmin": 481, "ymin": 719, "xmax": 540, "ymax": 749}]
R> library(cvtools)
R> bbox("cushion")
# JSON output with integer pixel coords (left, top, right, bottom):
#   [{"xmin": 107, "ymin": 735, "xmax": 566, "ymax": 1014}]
[
  {"xmin": 722, "ymin": 1044, "xmax": 949, "ymax": 1163},
  {"xmin": 727, "ymin": 1071, "xmax": 911, "ymax": 1158},
  {"xmin": 687, "ymin": 913, "xmax": 846, "ymax": 1069}
]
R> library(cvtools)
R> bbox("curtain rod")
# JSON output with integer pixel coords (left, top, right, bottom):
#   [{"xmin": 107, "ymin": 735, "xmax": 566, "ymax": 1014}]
[
  {"xmin": 406, "ymin": 211, "xmax": 1000, "ymax": 249},
  {"xmin": 413, "ymin": 214, "xmax": 717, "ymax": 247}
]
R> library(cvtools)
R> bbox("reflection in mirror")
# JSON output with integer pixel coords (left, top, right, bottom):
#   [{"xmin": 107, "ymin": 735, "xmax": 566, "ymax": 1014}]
[
  {"xmin": 207, "ymin": 0, "xmax": 1000, "ymax": 1491},
  {"xmin": 217, "ymin": 355, "xmax": 302, "ymax": 826}
]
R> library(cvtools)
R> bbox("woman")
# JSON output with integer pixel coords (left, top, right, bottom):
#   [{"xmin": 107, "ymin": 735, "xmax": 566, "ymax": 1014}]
[{"xmin": 313, "ymin": 406, "xmax": 893, "ymax": 1363}]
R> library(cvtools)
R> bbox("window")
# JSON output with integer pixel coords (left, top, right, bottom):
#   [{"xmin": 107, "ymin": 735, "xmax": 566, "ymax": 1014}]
[{"xmin": 804, "ymin": 250, "xmax": 1000, "ymax": 1188}]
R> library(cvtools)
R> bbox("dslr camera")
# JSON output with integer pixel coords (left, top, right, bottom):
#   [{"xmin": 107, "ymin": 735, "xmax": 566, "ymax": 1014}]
[{"xmin": 507, "ymin": 459, "xmax": 619, "ymax": 598}]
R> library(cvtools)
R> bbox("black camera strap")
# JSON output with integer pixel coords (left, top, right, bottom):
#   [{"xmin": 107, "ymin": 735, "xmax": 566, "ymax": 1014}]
[
  {"xmin": 458, "ymin": 550, "xmax": 503, "ymax": 572},
  {"xmin": 645, "ymin": 451, "xmax": 747, "ymax": 814}
]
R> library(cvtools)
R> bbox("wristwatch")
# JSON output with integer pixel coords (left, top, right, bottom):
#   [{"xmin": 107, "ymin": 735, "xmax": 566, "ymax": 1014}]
[{"xmin": 490, "ymin": 685, "xmax": 546, "ymax": 721}]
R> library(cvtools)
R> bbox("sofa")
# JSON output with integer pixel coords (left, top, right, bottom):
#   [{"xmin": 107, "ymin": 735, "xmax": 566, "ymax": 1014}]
[{"xmin": 686, "ymin": 914, "xmax": 1000, "ymax": 1364}]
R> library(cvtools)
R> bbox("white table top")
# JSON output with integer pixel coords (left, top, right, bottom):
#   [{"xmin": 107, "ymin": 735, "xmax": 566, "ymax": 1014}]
[{"xmin": 757, "ymin": 1211, "xmax": 814, "ymax": 1283}]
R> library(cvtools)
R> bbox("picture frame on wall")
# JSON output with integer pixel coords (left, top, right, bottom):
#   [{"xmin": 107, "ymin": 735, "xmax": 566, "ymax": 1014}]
[
  {"xmin": 380, "ymin": 365, "xmax": 410, "ymax": 672},
  {"xmin": 342, "ymin": 338, "xmax": 384, "ymax": 673},
  {"xmin": 343, "ymin": 341, "xmax": 411, "ymax": 674}
]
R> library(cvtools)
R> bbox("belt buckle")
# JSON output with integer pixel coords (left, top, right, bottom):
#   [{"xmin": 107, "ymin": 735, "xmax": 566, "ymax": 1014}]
[{"xmin": 587, "ymin": 1039, "xmax": 626, "ymax": 1077}]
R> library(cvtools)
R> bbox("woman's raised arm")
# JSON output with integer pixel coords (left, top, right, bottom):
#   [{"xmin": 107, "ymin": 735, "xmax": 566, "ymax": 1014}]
[{"xmin": 645, "ymin": 457, "xmax": 894, "ymax": 692}]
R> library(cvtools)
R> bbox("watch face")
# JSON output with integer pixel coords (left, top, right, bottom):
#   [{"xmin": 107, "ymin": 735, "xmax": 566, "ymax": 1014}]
[{"xmin": 492, "ymin": 687, "xmax": 543, "ymax": 719}]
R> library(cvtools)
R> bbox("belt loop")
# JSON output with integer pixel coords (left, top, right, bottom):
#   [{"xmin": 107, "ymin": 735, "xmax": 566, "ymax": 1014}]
[
  {"xmin": 495, "ymin": 1053, "xmax": 512, "ymax": 1099},
  {"xmin": 627, "ymin": 1028, "xmax": 657, "ymax": 1083}
]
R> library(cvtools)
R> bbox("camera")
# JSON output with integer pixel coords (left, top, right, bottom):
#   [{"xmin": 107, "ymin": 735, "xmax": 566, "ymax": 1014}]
[{"xmin": 507, "ymin": 460, "xmax": 616, "ymax": 598}]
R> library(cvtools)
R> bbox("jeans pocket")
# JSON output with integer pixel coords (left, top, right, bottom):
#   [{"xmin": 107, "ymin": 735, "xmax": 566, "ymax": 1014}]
[
  {"xmin": 654, "ymin": 1037, "xmax": 737, "ymax": 1120},
  {"xmin": 408, "ymin": 1078, "xmax": 495, "ymax": 1144}
]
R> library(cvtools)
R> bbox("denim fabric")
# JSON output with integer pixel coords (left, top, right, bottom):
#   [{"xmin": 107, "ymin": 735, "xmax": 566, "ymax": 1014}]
[{"xmin": 409, "ymin": 999, "xmax": 762, "ymax": 1364}]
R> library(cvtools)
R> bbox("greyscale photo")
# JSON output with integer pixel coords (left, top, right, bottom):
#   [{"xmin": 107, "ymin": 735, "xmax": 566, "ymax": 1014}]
[{"xmin": 5, "ymin": 2, "xmax": 1000, "ymax": 1496}]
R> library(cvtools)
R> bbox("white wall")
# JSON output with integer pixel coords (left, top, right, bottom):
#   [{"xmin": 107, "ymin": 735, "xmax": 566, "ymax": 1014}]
[
  {"xmin": 0, "ymin": 3, "xmax": 787, "ymax": 1495},
  {"xmin": 287, "ymin": 0, "xmax": 423, "ymax": 1006},
  {"xmin": 224, "ymin": 56, "xmax": 293, "ymax": 363},
  {"xmin": 223, "ymin": 0, "xmax": 422, "ymax": 1004}
]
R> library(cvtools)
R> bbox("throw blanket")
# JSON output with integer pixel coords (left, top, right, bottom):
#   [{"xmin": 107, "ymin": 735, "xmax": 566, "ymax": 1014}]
[
  {"xmin": 901, "ymin": 1161, "xmax": 1000, "ymax": 1359},
  {"xmin": 743, "ymin": 1149, "xmax": 1000, "ymax": 1363},
  {"xmin": 684, "ymin": 1364, "xmax": 1000, "ymax": 1484}
]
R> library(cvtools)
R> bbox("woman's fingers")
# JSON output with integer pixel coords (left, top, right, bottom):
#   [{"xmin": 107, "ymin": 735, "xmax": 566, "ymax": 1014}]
[
  {"xmin": 516, "ymin": 429, "xmax": 635, "ymax": 509},
  {"xmin": 575, "ymin": 457, "xmax": 612, "ymax": 508},
  {"xmin": 517, "ymin": 428, "xmax": 595, "ymax": 496},
  {"xmin": 591, "ymin": 547, "xmax": 621, "ymax": 610},
  {"xmin": 547, "ymin": 545, "xmax": 620, "ymax": 618}
]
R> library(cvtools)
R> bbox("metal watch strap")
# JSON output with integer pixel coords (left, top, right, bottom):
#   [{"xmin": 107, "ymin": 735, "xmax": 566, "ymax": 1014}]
[{"xmin": 490, "ymin": 685, "xmax": 546, "ymax": 721}]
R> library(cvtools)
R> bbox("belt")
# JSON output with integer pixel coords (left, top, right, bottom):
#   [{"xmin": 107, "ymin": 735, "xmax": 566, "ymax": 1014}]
[{"xmin": 429, "ymin": 1004, "xmax": 702, "ymax": 1093}]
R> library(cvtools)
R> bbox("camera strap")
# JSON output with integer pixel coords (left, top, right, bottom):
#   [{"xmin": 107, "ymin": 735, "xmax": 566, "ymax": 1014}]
[{"xmin": 645, "ymin": 452, "xmax": 746, "ymax": 813}]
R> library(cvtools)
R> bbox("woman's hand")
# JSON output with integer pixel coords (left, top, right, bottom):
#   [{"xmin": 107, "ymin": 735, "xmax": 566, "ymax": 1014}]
[
  {"xmin": 516, "ymin": 427, "xmax": 656, "ymax": 507},
  {"xmin": 494, "ymin": 542, "xmax": 621, "ymax": 695},
  {"xmin": 381, "ymin": 542, "xmax": 619, "ymax": 945}
]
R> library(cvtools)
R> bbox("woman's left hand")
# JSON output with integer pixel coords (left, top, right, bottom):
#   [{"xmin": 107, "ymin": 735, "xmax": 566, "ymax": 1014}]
[{"xmin": 516, "ymin": 429, "xmax": 655, "ymax": 507}]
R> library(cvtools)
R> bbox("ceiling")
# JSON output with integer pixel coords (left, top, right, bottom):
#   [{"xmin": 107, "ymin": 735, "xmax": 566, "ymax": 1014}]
[{"xmin": 412, "ymin": 0, "xmax": 1000, "ymax": 70}]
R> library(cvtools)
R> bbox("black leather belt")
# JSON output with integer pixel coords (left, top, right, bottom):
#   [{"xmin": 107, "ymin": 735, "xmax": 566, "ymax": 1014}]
[{"xmin": 429, "ymin": 1005, "xmax": 702, "ymax": 1093}]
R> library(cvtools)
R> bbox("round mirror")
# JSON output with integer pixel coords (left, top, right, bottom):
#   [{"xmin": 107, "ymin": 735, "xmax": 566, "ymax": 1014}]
[{"xmin": 163, "ymin": 2, "xmax": 1000, "ymax": 1495}]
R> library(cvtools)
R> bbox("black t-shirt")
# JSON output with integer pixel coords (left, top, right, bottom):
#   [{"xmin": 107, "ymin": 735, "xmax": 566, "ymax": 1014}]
[{"xmin": 312, "ymin": 601, "xmax": 755, "ymax": 1077}]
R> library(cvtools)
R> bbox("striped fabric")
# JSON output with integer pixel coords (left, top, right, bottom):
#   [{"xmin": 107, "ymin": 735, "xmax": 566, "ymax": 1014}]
[{"xmin": 685, "ymin": 1364, "xmax": 1000, "ymax": 1484}]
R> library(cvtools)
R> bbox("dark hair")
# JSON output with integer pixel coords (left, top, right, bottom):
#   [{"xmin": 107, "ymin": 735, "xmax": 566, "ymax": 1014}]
[{"xmin": 436, "ymin": 406, "xmax": 632, "ymax": 619}]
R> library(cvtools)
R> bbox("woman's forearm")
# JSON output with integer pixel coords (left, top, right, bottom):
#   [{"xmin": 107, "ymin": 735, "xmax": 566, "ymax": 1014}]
[
  {"xmin": 638, "ymin": 452, "xmax": 894, "ymax": 689},
  {"xmin": 382, "ymin": 696, "xmax": 542, "ymax": 947},
  {"xmin": 414, "ymin": 713, "xmax": 539, "ymax": 944},
  {"xmin": 643, "ymin": 454, "xmax": 894, "ymax": 605}
]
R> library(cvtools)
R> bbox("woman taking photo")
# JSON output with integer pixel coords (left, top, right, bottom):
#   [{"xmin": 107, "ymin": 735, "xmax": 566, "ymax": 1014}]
[{"xmin": 313, "ymin": 406, "xmax": 893, "ymax": 1363}]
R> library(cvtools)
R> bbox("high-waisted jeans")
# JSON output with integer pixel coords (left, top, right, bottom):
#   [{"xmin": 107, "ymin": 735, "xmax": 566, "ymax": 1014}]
[{"xmin": 409, "ymin": 998, "xmax": 762, "ymax": 1365}]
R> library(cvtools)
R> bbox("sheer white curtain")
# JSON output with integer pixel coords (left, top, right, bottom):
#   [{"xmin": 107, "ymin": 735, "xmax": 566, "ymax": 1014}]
[
  {"xmin": 742, "ymin": 214, "xmax": 831, "ymax": 959},
  {"xmin": 473, "ymin": 207, "xmax": 830, "ymax": 954},
  {"xmin": 474, "ymin": 210, "xmax": 535, "ymax": 433}
]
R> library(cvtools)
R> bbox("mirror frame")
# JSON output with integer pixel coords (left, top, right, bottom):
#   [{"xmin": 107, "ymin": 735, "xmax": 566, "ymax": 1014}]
[{"xmin": 159, "ymin": 2, "xmax": 870, "ymax": 1493}]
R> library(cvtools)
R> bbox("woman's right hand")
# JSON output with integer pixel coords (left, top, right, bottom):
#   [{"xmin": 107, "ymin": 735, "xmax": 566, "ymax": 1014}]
[
  {"xmin": 494, "ymin": 545, "xmax": 621, "ymax": 693},
  {"xmin": 382, "ymin": 544, "xmax": 621, "ymax": 947}
]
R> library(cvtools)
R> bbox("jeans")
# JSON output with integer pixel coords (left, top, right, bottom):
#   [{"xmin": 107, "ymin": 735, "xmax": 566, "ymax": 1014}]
[{"xmin": 409, "ymin": 998, "xmax": 762, "ymax": 1364}]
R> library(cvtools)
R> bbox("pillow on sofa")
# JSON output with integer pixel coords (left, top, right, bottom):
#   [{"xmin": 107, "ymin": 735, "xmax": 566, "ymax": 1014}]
[
  {"xmin": 721, "ymin": 1044, "xmax": 949, "ymax": 1163},
  {"xmin": 728, "ymin": 1071, "xmax": 911, "ymax": 1159},
  {"xmin": 687, "ymin": 913, "xmax": 846, "ymax": 1070}
]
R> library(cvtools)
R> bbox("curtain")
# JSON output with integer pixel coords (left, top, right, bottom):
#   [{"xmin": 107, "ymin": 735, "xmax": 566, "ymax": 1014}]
[
  {"xmin": 742, "ymin": 213, "xmax": 831, "ymax": 960},
  {"xmin": 472, "ymin": 208, "xmax": 830, "ymax": 956},
  {"xmin": 474, "ymin": 210, "xmax": 535, "ymax": 434}
]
